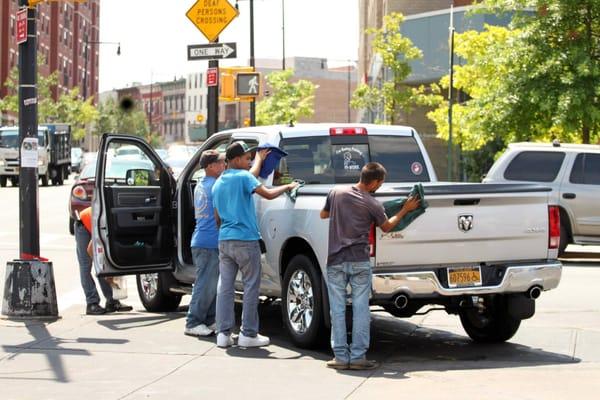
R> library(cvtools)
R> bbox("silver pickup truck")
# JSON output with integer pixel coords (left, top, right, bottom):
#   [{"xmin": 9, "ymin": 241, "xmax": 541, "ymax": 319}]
[{"xmin": 92, "ymin": 124, "xmax": 562, "ymax": 348}]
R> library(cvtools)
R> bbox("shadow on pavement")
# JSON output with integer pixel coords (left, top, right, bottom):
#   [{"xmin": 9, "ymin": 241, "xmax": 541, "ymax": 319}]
[{"xmin": 96, "ymin": 313, "xmax": 184, "ymax": 331}]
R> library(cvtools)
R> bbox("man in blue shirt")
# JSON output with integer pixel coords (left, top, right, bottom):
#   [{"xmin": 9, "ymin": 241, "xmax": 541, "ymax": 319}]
[
  {"xmin": 184, "ymin": 150, "xmax": 226, "ymax": 337},
  {"xmin": 212, "ymin": 141, "xmax": 298, "ymax": 348}
]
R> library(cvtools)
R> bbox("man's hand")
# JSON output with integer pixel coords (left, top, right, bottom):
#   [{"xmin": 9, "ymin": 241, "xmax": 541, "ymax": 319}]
[
  {"xmin": 402, "ymin": 195, "xmax": 421, "ymax": 213},
  {"xmin": 250, "ymin": 149, "xmax": 271, "ymax": 177},
  {"xmin": 255, "ymin": 149, "xmax": 271, "ymax": 162},
  {"xmin": 287, "ymin": 181, "xmax": 300, "ymax": 192}
]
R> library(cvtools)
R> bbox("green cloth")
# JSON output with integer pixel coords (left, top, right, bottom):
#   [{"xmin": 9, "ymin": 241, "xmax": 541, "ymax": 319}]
[
  {"xmin": 286, "ymin": 179, "xmax": 305, "ymax": 202},
  {"xmin": 382, "ymin": 183, "xmax": 428, "ymax": 232}
]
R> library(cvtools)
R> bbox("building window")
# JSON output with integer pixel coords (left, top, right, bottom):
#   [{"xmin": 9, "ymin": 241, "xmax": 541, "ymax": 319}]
[
  {"xmin": 194, "ymin": 74, "xmax": 198, "ymax": 89},
  {"xmin": 193, "ymin": 96, "xmax": 197, "ymax": 111},
  {"xmin": 199, "ymin": 96, "xmax": 203, "ymax": 110},
  {"xmin": 198, "ymin": 73, "xmax": 203, "ymax": 88}
]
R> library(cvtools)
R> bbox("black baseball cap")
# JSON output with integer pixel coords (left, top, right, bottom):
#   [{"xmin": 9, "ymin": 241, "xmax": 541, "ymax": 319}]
[
  {"xmin": 199, "ymin": 149, "xmax": 225, "ymax": 168},
  {"xmin": 226, "ymin": 141, "xmax": 256, "ymax": 160}
]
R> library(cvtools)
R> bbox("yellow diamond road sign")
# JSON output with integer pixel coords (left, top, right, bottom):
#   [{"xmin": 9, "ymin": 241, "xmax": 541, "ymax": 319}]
[{"xmin": 186, "ymin": 0, "xmax": 239, "ymax": 43}]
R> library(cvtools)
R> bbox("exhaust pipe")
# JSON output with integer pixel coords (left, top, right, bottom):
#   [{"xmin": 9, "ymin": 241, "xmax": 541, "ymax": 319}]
[
  {"xmin": 393, "ymin": 294, "xmax": 409, "ymax": 309},
  {"xmin": 527, "ymin": 286, "xmax": 542, "ymax": 300}
]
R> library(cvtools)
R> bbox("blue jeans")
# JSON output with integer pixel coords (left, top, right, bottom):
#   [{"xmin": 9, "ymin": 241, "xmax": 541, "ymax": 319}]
[
  {"xmin": 186, "ymin": 247, "xmax": 219, "ymax": 329},
  {"xmin": 75, "ymin": 222, "xmax": 113, "ymax": 305},
  {"xmin": 216, "ymin": 240, "xmax": 261, "ymax": 337},
  {"xmin": 326, "ymin": 261, "xmax": 372, "ymax": 363}
]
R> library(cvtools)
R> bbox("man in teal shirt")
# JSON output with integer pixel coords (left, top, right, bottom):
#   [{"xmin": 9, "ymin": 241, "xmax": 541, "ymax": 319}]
[{"xmin": 212, "ymin": 141, "xmax": 297, "ymax": 348}]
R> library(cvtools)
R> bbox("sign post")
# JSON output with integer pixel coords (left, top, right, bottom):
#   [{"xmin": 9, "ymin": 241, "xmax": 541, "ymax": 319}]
[{"xmin": 185, "ymin": 0, "xmax": 239, "ymax": 136}]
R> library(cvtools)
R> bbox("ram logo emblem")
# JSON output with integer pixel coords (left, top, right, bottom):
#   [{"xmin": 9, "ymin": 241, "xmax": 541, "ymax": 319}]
[{"xmin": 458, "ymin": 214, "xmax": 474, "ymax": 232}]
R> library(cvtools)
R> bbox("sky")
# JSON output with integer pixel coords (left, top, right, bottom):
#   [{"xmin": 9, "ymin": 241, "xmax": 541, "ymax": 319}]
[{"xmin": 98, "ymin": 0, "xmax": 359, "ymax": 92}]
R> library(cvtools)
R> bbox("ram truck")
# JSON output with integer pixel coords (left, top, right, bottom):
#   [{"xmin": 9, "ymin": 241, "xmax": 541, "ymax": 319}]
[{"xmin": 91, "ymin": 124, "xmax": 562, "ymax": 347}]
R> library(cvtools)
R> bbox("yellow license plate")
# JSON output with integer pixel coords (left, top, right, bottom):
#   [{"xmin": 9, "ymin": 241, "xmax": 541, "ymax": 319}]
[{"xmin": 447, "ymin": 266, "xmax": 482, "ymax": 288}]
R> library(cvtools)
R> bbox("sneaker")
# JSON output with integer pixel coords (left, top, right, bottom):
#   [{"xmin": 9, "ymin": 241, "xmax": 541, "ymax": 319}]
[
  {"xmin": 326, "ymin": 358, "xmax": 349, "ymax": 370},
  {"xmin": 237, "ymin": 332, "xmax": 270, "ymax": 348},
  {"xmin": 86, "ymin": 303, "xmax": 106, "ymax": 315},
  {"xmin": 184, "ymin": 324, "xmax": 214, "ymax": 337},
  {"xmin": 105, "ymin": 300, "xmax": 133, "ymax": 313},
  {"xmin": 207, "ymin": 322, "xmax": 217, "ymax": 331},
  {"xmin": 216, "ymin": 332, "xmax": 234, "ymax": 348},
  {"xmin": 348, "ymin": 359, "xmax": 380, "ymax": 370}
]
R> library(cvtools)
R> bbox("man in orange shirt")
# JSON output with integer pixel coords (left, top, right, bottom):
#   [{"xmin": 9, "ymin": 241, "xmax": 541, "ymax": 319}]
[{"xmin": 76, "ymin": 207, "xmax": 132, "ymax": 315}]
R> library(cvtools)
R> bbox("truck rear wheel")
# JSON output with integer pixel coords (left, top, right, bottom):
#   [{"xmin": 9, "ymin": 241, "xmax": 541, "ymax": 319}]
[
  {"xmin": 459, "ymin": 295, "xmax": 520, "ymax": 343},
  {"xmin": 41, "ymin": 171, "xmax": 49, "ymax": 186},
  {"xmin": 136, "ymin": 272, "xmax": 182, "ymax": 312},
  {"xmin": 0, "ymin": 176, "xmax": 6, "ymax": 187},
  {"xmin": 281, "ymin": 254, "xmax": 327, "ymax": 349},
  {"xmin": 10, "ymin": 177, "xmax": 18, "ymax": 187}
]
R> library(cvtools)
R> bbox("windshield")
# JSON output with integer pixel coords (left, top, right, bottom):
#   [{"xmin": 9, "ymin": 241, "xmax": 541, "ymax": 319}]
[
  {"xmin": 0, "ymin": 129, "xmax": 46, "ymax": 148},
  {"xmin": 276, "ymin": 135, "xmax": 430, "ymax": 185}
]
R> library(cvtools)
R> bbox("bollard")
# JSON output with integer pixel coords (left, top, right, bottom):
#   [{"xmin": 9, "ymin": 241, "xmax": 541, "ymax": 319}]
[{"xmin": 2, "ymin": 260, "xmax": 58, "ymax": 318}]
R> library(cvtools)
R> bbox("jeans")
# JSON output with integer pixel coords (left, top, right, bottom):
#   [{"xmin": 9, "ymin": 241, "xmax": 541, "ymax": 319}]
[
  {"xmin": 326, "ymin": 261, "xmax": 372, "ymax": 363},
  {"xmin": 75, "ymin": 222, "xmax": 113, "ymax": 305},
  {"xmin": 186, "ymin": 247, "xmax": 219, "ymax": 329},
  {"xmin": 216, "ymin": 240, "xmax": 261, "ymax": 337}
]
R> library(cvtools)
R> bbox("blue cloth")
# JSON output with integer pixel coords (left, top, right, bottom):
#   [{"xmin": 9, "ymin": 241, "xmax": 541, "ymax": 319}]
[
  {"xmin": 190, "ymin": 176, "xmax": 219, "ymax": 249},
  {"xmin": 257, "ymin": 143, "xmax": 287, "ymax": 179},
  {"xmin": 327, "ymin": 261, "xmax": 372, "ymax": 363},
  {"xmin": 186, "ymin": 248, "xmax": 219, "ymax": 328},
  {"xmin": 212, "ymin": 169, "xmax": 262, "ymax": 241}
]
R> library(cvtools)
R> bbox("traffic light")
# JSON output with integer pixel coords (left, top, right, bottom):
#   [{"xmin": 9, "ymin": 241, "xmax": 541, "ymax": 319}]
[
  {"xmin": 219, "ymin": 70, "xmax": 235, "ymax": 100},
  {"xmin": 219, "ymin": 66, "xmax": 257, "ymax": 102}
]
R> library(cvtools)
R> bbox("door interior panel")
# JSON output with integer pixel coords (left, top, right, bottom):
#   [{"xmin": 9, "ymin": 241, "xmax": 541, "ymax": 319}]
[{"xmin": 105, "ymin": 186, "xmax": 171, "ymax": 267}]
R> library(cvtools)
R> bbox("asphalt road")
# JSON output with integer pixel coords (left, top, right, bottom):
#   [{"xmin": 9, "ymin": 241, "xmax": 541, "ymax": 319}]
[{"xmin": 0, "ymin": 179, "xmax": 599, "ymax": 399}]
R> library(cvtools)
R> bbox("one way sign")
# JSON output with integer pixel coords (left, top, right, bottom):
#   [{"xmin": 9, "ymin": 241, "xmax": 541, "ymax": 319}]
[{"xmin": 187, "ymin": 42, "xmax": 237, "ymax": 61}]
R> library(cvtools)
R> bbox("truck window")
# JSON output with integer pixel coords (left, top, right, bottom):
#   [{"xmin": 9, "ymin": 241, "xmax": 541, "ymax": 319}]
[
  {"xmin": 0, "ymin": 129, "xmax": 46, "ymax": 147},
  {"xmin": 504, "ymin": 151, "xmax": 565, "ymax": 182},
  {"xmin": 275, "ymin": 135, "xmax": 430, "ymax": 185},
  {"xmin": 569, "ymin": 153, "xmax": 600, "ymax": 185}
]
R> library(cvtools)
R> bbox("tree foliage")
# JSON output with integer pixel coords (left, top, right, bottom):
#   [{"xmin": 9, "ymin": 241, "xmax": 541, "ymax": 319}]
[
  {"xmin": 351, "ymin": 12, "xmax": 438, "ymax": 124},
  {"xmin": 256, "ymin": 69, "xmax": 317, "ymax": 126},
  {"xmin": 0, "ymin": 60, "xmax": 98, "ymax": 141}
]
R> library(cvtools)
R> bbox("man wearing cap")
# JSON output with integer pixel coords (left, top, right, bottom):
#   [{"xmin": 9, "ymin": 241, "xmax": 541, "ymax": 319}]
[
  {"xmin": 184, "ymin": 150, "xmax": 227, "ymax": 337},
  {"xmin": 212, "ymin": 141, "xmax": 298, "ymax": 348}
]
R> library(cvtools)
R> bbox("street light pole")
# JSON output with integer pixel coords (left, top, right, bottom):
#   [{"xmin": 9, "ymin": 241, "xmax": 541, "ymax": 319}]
[
  {"xmin": 447, "ymin": 5, "xmax": 455, "ymax": 181},
  {"xmin": 281, "ymin": 0, "xmax": 285, "ymax": 70},
  {"xmin": 82, "ymin": 37, "xmax": 120, "ymax": 100},
  {"xmin": 249, "ymin": 0, "xmax": 256, "ymax": 126}
]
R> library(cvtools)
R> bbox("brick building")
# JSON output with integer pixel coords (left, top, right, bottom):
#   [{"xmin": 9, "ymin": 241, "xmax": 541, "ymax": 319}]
[{"xmin": 0, "ymin": 0, "xmax": 100, "ymax": 125}]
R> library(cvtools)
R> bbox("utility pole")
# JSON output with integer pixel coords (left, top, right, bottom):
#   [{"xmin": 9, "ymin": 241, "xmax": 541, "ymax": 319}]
[
  {"xmin": 249, "ymin": 0, "xmax": 256, "ymax": 126},
  {"xmin": 447, "ymin": 4, "xmax": 455, "ymax": 181},
  {"xmin": 207, "ymin": 52, "xmax": 219, "ymax": 136},
  {"xmin": 281, "ymin": 0, "xmax": 285, "ymax": 70}
]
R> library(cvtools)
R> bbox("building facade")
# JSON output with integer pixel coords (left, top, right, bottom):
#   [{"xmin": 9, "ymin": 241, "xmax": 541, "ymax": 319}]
[
  {"xmin": 160, "ymin": 79, "xmax": 185, "ymax": 143},
  {"xmin": 0, "ymin": 0, "xmax": 100, "ymax": 124},
  {"xmin": 185, "ymin": 72, "xmax": 208, "ymax": 143}
]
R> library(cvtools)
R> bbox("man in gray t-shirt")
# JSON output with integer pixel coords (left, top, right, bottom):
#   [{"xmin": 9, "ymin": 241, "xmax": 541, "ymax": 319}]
[{"xmin": 320, "ymin": 162, "xmax": 420, "ymax": 371}]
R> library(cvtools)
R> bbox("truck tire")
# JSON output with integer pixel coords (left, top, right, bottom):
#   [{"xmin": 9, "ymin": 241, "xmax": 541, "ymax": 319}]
[
  {"xmin": 459, "ymin": 295, "xmax": 521, "ymax": 343},
  {"xmin": 69, "ymin": 217, "xmax": 75, "ymax": 235},
  {"xmin": 0, "ymin": 176, "xmax": 6, "ymax": 187},
  {"xmin": 41, "ymin": 171, "xmax": 49, "ymax": 186},
  {"xmin": 136, "ymin": 272, "xmax": 182, "ymax": 312},
  {"xmin": 10, "ymin": 177, "xmax": 18, "ymax": 187},
  {"xmin": 281, "ymin": 254, "xmax": 328, "ymax": 349}
]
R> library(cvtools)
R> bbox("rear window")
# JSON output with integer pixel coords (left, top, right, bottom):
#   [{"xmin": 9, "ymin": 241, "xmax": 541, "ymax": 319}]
[
  {"xmin": 504, "ymin": 151, "xmax": 565, "ymax": 182},
  {"xmin": 274, "ymin": 135, "xmax": 430, "ymax": 185},
  {"xmin": 570, "ymin": 153, "xmax": 600, "ymax": 185}
]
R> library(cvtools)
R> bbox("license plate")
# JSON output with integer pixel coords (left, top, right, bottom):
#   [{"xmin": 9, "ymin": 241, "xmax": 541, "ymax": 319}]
[{"xmin": 447, "ymin": 266, "xmax": 482, "ymax": 288}]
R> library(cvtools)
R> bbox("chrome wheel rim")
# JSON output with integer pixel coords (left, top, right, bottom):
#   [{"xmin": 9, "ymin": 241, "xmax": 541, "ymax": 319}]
[
  {"xmin": 140, "ymin": 273, "xmax": 158, "ymax": 300},
  {"xmin": 286, "ymin": 269, "xmax": 314, "ymax": 334}
]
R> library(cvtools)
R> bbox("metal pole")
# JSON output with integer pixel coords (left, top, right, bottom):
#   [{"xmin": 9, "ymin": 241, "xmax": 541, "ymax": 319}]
[
  {"xmin": 249, "ymin": 0, "xmax": 256, "ymax": 126},
  {"xmin": 447, "ymin": 5, "xmax": 455, "ymax": 181},
  {"xmin": 347, "ymin": 61, "xmax": 351, "ymax": 123},
  {"xmin": 282, "ymin": 0, "xmax": 285, "ymax": 70},
  {"xmin": 18, "ymin": 0, "xmax": 39, "ymax": 259},
  {"xmin": 207, "ymin": 55, "xmax": 219, "ymax": 136},
  {"xmin": 82, "ymin": 34, "xmax": 88, "ymax": 99}
]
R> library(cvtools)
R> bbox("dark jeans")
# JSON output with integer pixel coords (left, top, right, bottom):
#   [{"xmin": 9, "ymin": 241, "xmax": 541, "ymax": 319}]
[
  {"xmin": 75, "ymin": 222, "xmax": 113, "ymax": 305},
  {"xmin": 186, "ymin": 247, "xmax": 219, "ymax": 329}
]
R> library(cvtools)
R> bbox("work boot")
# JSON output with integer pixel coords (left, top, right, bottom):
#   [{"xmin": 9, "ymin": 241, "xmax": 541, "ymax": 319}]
[
  {"xmin": 105, "ymin": 300, "xmax": 133, "ymax": 313},
  {"xmin": 348, "ymin": 359, "xmax": 380, "ymax": 370},
  {"xmin": 86, "ymin": 303, "xmax": 106, "ymax": 315},
  {"xmin": 326, "ymin": 358, "xmax": 349, "ymax": 370}
]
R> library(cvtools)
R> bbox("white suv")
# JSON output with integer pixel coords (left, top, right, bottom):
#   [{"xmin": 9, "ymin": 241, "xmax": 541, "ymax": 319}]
[{"xmin": 484, "ymin": 142, "xmax": 600, "ymax": 254}]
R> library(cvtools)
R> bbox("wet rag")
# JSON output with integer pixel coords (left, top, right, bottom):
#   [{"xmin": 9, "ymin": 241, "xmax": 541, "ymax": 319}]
[{"xmin": 382, "ymin": 183, "xmax": 428, "ymax": 231}]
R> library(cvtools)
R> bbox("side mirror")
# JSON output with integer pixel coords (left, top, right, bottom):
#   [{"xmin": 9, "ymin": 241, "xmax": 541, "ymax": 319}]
[{"xmin": 126, "ymin": 169, "xmax": 151, "ymax": 186}]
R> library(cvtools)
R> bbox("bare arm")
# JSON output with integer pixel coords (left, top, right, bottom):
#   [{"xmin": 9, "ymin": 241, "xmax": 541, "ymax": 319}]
[
  {"xmin": 249, "ymin": 149, "xmax": 270, "ymax": 177},
  {"xmin": 379, "ymin": 196, "xmax": 421, "ymax": 233},
  {"xmin": 86, "ymin": 240, "xmax": 93, "ymax": 258},
  {"xmin": 254, "ymin": 181, "xmax": 299, "ymax": 200},
  {"xmin": 320, "ymin": 210, "xmax": 330, "ymax": 219}
]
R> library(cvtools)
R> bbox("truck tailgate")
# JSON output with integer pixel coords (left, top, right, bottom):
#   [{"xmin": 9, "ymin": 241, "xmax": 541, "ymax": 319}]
[{"xmin": 375, "ymin": 184, "xmax": 552, "ymax": 268}]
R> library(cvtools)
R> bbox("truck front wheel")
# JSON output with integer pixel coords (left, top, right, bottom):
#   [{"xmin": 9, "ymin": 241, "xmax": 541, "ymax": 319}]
[
  {"xmin": 136, "ymin": 272, "xmax": 182, "ymax": 312},
  {"xmin": 459, "ymin": 295, "xmax": 521, "ymax": 343},
  {"xmin": 41, "ymin": 171, "xmax": 49, "ymax": 186},
  {"xmin": 281, "ymin": 254, "xmax": 327, "ymax": 349},
  {"xmin": 0, "ymin": 176, "xmax": 6, "ymax": 187}
]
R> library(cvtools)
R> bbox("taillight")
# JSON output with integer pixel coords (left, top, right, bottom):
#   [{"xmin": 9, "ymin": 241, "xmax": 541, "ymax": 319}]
[
  {"xmin": 72, "ymin": 185, "xmax": 87, "ymax": 200},
  {"xmin": 369, "ymin": 223, "xmax": 376, "ymax": 257},
  {"xmin": 329, "ymin": 127, "xmax": 368, "ymax": 136},
  {"xmin": 548, "ymin": 205, "xmax": 560, "ymax": 249}
]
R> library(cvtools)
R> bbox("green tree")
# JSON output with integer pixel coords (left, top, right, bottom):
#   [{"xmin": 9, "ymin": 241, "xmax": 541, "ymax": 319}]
[
  {"xmin": 256, "ymin": 69, "xmax": 317, "ymax": 126},
  {"xmin": 351, "ymin": 12, "xmax": 438, "ymax": 125}
]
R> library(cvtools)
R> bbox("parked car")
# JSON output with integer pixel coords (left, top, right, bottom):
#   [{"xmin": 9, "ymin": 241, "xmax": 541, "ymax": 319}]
[
  {"xmin": 91, "ymin": 125, "xmax": 561, "ymax": 348},
  {"xmin": 71, "ymin": 147, "xmax": 83, "ymax": 173},
  {"xmin": 483, "ymin": 141, "xmax": 600, "ymax": 255},
  {"xmin": 68, "ymin": 156, "xmax": 154, "ymax": 234}
]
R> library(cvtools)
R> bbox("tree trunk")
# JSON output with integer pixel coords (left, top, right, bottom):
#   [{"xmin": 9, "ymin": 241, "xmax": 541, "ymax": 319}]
[{"xmin": 582, "ymin": 124, "xmax": 590, "ymax": 144}]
